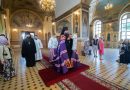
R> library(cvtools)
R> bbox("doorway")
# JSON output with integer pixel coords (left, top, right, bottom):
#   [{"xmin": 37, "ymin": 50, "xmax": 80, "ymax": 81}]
[{"xmin": 21, "ymin": 31, "xmax": 35, "ymax": 40}]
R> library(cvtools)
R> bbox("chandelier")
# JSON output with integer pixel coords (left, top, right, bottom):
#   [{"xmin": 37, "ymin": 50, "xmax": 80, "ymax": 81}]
[
  {"xmin": 104, "ymin": 0, "xmax": 113, "ymax": 10},
  {"xmin": 26, "ymin": 10, "xmax": 33, "ymax": 28},
  {"xmin": 26, "ymin": 23, "xmax": 33, "ymax": 28},
  {"xmin": 104, "ymin": 3, "xmax": 113, "ymax": 10},
  {"xmin": 39, "ymin": 0, "xmax": 56, "ymax": 12}
]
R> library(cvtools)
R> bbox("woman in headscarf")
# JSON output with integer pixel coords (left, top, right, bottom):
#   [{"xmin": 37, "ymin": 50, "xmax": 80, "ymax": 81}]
[{"xmin": 0, "ymin": 34, "xmax": 15, "ymax": 81}]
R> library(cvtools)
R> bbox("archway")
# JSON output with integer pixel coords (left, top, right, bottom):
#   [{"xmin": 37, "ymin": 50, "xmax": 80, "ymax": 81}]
[{"xmin": 10, "ymin": 10, "xmax": 43, "ymax": 46}]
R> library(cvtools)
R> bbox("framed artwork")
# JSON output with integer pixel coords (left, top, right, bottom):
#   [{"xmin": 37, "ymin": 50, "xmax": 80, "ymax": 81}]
[
  {"xmin": 56, "ymin": 20, "xmax": 71, "ymax": 34},
  {"xmin": 107, "ymin": 33, "xmax": 111, "ymax": 41},
  {"xmin": 82, "ymin": 11, "xmax": 89, "ymax": 38},
  {"xmin": 73, "ymin": 11, "xmax": 80, "ymax": 37}
]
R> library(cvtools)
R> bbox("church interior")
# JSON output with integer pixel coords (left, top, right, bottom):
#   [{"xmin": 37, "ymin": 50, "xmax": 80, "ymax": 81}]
[{"xmin": 0, "ymin": 0, "xmax": 130, "ymax": 90}]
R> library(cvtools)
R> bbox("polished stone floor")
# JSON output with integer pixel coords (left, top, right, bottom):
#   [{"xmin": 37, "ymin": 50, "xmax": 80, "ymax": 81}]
[{"xmin": 0, "ymin": 48, "xmax": 130, "ymax": 90}]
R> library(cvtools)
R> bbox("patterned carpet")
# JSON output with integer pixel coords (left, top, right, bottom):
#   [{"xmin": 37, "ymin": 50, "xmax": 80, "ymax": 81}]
[{"xmin": 0, "ymin": 48, "xmax": 130, "ymax": 90}]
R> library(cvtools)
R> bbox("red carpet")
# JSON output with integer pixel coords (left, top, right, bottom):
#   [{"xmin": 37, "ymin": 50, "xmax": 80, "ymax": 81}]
[
  {"xmin": 39, "ymin": 64, "xmax": 89, "ymax": 86},
  {"xmin": 43, "ymin": 54, "xmax": 50, "ymax": 62},
  {"xmin": 68, "ymin": 74, "xmax": 109, "ymax": 90}
]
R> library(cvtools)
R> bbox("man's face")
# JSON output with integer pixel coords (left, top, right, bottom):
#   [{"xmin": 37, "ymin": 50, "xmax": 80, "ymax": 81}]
[
  {"xmin": 26, "ymin": 34, "xmax": 31, "ymax": 38},
  {"xmin": 35, "ymin": 36, "xmax": 38, "ymax": 39},
  {"xmin": 69, "ymin": 34, "xmax": 72, "ymax": 38},
  {"xmin": 64, "ymin": 30, "xmax": 69, "ymax": 34}
]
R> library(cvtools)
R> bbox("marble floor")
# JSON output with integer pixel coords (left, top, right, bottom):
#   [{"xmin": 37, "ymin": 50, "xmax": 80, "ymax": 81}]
[{"xmin": 0, "ymin": 48, "xmax": 130, "ymax": 90}]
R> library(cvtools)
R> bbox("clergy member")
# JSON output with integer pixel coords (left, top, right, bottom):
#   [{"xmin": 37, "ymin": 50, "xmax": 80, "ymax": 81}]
[
  {"xmin": 34, "ymin": 35, "xmax": 43, "ymax": 61},
  {"xmin": 48, "ymin": 35, "xmax": 58, "ymax": 61},
  {"xmin": 21, "ymin": 32, "xmax": 36, "ymax": 67}
]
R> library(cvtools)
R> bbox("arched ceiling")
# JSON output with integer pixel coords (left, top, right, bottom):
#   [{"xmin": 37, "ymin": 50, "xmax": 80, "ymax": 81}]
[
  {"xmin": 2, "ymin": 0, "xmax": 130, "ymax": 21},
  {"xmin": 11, "ymin": 10, "xmax": 43, "ymax": 29},
  {"xmin": 95, "ymin": 0, "xmax": 129, "ymax": 19},
  {"xmin": 88, "ymin": 0, "xmax": 130, "ymax": 24},
  {"xmin": 3, "ymin": 0, "xmax": 38, "ymax": 12},
  {"xmin": 2, "ymin": 0, "xmax": 54, "ymax": 16}
]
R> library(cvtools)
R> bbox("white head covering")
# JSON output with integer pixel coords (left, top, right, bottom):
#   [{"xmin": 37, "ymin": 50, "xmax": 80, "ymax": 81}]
[{"xmin": 0, "ymin": 35, "xmax": 8, "ymax": 45}]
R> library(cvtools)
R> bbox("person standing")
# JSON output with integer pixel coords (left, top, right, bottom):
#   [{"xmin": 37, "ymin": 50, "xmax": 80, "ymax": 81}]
[
  {"xmin": 98, "ymin": 37, "xmax": 104, "ymax": 60},
  {"xmin": 34, "ymin": 35, "xmax": 43, "ymax": 61},
  {"xmin": 21, "ymin": 32, "xmax": 36, "ymax": 67},
  {"xmin": 92, "ymin": 35, "xmax": 99, "ymax": 57},
  {"xmin": 0, "ymin": 34, "xmax": 15, "ymax": 81},
  {"xmin": 72, "ymin": 34, "xmax": 77, "ymax": 51},
  {"xmin": 53, "ymin": 27, "xmax": 80, "ymax": 74},
  {"xmin": 65, "ymin": 33, "xmax": 73, "ymax": 60},
  {"xmin": 48, "ymin": 35, "xmax": 58, "ymax": 61}
]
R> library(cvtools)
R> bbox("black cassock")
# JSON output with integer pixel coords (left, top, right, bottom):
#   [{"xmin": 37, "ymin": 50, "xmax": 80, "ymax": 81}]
[
  {"xmin": 22, "ymin": 37, "xmax": 36, "ymax": 67},
  {"xmin": 120, "ymin": 46, "xmax": 126, "ymax": 64},
  {"xmin": 65, "ymin": 38, "xmax": 73, "ymax": 59},
  {"xmin": 120, "ymin": 44, "xmax": 130, "ymax": 64}
]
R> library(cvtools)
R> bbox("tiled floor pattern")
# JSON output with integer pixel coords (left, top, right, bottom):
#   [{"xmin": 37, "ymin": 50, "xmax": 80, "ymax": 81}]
[
  {"xmin": 82, "ymin": 48, "xmax": 130, "ymax": 89},
  {"xmin": 0, "ymin": 48, "xmax": 130, "ymax": 90}
]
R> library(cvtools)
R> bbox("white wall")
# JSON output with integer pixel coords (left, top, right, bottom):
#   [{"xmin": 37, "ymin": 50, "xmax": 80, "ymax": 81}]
[{"xmin": 55, "ymin": 0, "xmax": 80, "ymax": 18}]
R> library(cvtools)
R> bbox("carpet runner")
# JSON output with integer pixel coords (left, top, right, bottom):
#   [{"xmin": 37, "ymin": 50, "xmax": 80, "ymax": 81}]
[
  {"xmin": 39, "ymin": 54, "xmax": 110, "ymax": 90},
  {"xmin": 38, "ymin": 63, "xmax": 89, "ymax": 86},
  {"xmin": 68, "ymin": 74, "xmax": 109, "ymax": 90}
]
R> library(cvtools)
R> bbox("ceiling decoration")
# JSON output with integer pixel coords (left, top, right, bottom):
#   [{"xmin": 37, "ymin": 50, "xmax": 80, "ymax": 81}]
[
  {"xmin": 96, "ymin": 0, "xmax": 129, "ymax": 13},
  {"xmin": 104, "ymin": 0, "xmax": 113, "ymax": 10},
  {"xmin": 11, "ymin": 10, "xmax": 43, "ymax": 30},
  {"xmin": 88, "ymin": 0, "xmax": 130, "ymax": 24},
  {"xmin": 39, "ymin": 0, "xmax": 56, "ymax": 13},
  {"xmin": 2, "ymin": 0, "xmax": 55, "ymax": 16}
]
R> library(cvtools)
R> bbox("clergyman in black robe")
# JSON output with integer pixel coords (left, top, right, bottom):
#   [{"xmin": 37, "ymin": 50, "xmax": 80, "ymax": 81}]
[
  {"xmin": 65, "ymin": 34, "xmax": 73, "ymax": 59},
  {"xmin": 21, "ymin": 32, "xmax": 36, "ymax": 67}
]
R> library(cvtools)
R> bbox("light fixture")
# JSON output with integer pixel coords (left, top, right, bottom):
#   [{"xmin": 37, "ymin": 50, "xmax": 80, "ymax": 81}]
[
  {"xmin": 3, "ymin": 14, "xmax": 7, "ymax": 19},
  {"xmin": 26, "ymin": 24, "xmax": 33, "ymax": 28},
  {"xmin": 39, "ymin": 0, "xmax": 56, "ymax": 12},
  {"xmin": 74, "ymin": 11, "xmax": 79, "ymax": 15},
  {"xmin": 104, "ymin": 0, "xmax": 113, "ymax": 10},
  {"xmin": 109, "ymin": 23, "xmax": 112, "ymax": 26},
  {"xmin": 52, "ymin": 22, "xmax": 55, "ymax": 25},
  {"xmin": 12, "ymin": 28, "xmax": 18, "ymax": 32},
  {"xmin": 38, "ymin": 30, "xmax": 42, "ymax": 33},
  {"xmin": 26, "ymin": 10, "xmax": 33, "ymax": 28}
]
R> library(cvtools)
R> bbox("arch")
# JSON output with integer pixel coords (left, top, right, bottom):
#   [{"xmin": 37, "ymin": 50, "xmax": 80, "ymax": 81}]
[
  {"xmin": 10, "ymin": 9, "xmax": 43, "ymax": 24},
  {"xmin": 10, "ymin": 9, "xmax": 43, "ymax": 30},
  {"xmin": 90, "ymin": 16, "xmax": 102, "ymax": 26},
  {"xmin": 89, "ymin": 0, "xmax": 99, "ymax": 25},
  {"xmin": 119, "ymin": 3, "xmax": 130, "ymax": 17}
]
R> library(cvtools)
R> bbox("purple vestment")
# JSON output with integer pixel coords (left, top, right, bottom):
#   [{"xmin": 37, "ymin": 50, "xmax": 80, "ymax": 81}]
[{"xmin": 54, "ymin": 39, "xmax": 80, "ymax": 74}]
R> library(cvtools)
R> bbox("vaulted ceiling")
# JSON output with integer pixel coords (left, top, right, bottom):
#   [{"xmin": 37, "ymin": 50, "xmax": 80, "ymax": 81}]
[
  {"xmin": 96, "ymin": 0, "xmax": 129, "ymax": 17},
  {"xmin": 89, "ymin": 0, "xmax": 130, "ymax": 23},
  {"xmin": 2, "ymin": 0, "xmax": 130, "ymax": 19},
  {"xmin": 2, "ymin": 0, "xmax": 54, "ymax": 16}
]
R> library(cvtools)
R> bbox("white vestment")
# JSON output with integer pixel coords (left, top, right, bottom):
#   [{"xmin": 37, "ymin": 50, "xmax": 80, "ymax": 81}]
[
  {"xmin": 72, "ymin": 34, "xmax": 78, "ymax": 50},
  {"xmin": 48, "ymin": 36, "xmax": 58, "ymax": 61},
  {"xmin": 48, "ymin": 36, "xmax": 58, "ymax": 49},
  {"xmin": 34, "ymin": 39, "xmax": 43, "ymax": 61}
]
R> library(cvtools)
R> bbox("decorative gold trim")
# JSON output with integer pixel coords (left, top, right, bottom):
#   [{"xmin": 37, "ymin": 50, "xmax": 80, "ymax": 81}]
[{"xmin": 103, "ymin": 19, "xmax": 118, "ymax": 24}]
